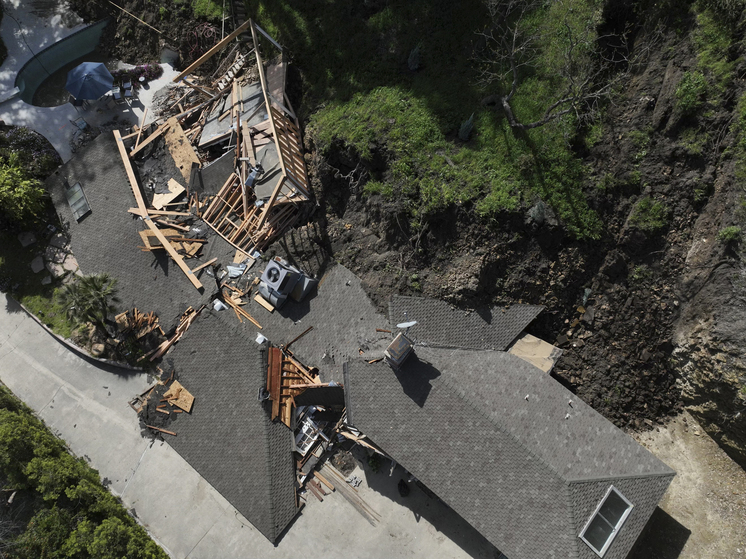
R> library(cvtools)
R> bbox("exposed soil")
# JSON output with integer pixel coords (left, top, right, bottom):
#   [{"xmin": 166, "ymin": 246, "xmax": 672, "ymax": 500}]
[
  {"xmin": 630, "ymin": 412, "xmax": 746, "ymax": 559},
  {"xmin": 68, "ymin": 0, "xmax": 746, "ymax": 478}
]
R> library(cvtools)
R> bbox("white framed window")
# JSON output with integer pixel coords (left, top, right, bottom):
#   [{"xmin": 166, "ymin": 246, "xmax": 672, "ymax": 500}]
[{"xmin": 579, "ymin": 485, "xmax": 634, "ymax": 557}]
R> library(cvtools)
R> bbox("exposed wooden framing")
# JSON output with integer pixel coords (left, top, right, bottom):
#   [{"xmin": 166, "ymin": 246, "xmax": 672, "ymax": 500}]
[
  {"xmin": 173, "ymin": 19, "xmax": 252, "ymax": 83},
  {"xmin": 114, "ymin": 130, "xmax": 147, "ymax": 215}
]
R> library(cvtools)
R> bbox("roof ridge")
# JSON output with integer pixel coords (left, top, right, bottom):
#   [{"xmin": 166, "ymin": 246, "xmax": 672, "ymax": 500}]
[
  {"xmin": 437, "ymin": 371, "xmax": 565, "ymax": 481},
  {"xmin": 566, "ymin": 470, "xmax": 676, "ymax": 484}
]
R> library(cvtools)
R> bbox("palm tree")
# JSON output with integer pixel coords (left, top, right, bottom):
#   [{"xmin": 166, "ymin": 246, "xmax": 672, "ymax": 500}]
[{"xmin": 57, "ymin": 274, "xmax": 120, "ymax": 337}]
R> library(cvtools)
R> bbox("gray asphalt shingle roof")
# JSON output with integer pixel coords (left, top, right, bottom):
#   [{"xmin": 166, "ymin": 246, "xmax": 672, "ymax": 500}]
[
  {"xmin": 46, "ymin": 133, "xmax": 234, "ymax": 330},
  {"xmin": 344, "ymin": 349, "xmax": 674, "ymax": 559},
  {"xmin": 388, "ymin": 295, "xmax": 543, "ymax": 351},
  {"xmin": 166, "ymin": 309, "xmax": 298, "ymax": 542}
]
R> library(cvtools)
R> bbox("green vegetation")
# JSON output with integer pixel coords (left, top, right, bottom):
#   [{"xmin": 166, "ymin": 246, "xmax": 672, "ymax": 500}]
[
  {"xmin": 0, "ymin": 385, "xmax": 167, "ymax": 558},
  {"xmin": 628, "ymin": 129, "xmax": 651, "ymax": 161},
  {"xmin": 629, "ymin": 197, "xmax": 669, "ymax": 234},
  {"xmin": 692, "ymin": 7, "xmax": 736, "ymax": 94},
  {"xmin": 630, "ymin": 264, "xmax": 653, "ymax": 283},
  {"xmin": 0, "ymin": 154, "xmax": 46, "ymax": 226},
  {"xmin": 718, "ymin": 225, "xmax": 742, "ymax": 242},
  {"xmin": 252, "ymin": 0, "xmax": 603, "ymax": 239},
  {"xmin": 675, "ymin": 71, "xmax": 708, "ymax": 115},
  {"xmin": 57, "ymin": 274, "xmax": 120, "ymax": 337},
  {"xmin": 192, "ymin": 0, "xmax": 223, "ymax": 21}
]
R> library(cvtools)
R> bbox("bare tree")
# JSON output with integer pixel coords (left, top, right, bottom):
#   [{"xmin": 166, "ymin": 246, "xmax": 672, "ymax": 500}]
[{"xmin": 476, "ymin": 0, "xmax": 627, "ymax": 130}]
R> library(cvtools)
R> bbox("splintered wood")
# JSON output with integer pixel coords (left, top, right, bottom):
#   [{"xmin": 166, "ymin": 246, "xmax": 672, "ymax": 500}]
[
  {"xmin": 150, "ymin": 306, "xmax": 203, "ymax": 361},
  {"xmin": 266, "ymin": 348, "xmax": 320, "ymax": 428}
]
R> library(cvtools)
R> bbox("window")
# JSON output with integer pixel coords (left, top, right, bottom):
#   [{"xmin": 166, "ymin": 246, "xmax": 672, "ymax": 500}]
[{"xmin": 579, "ymin": 486, "xmax": 633, "ymax": 557}]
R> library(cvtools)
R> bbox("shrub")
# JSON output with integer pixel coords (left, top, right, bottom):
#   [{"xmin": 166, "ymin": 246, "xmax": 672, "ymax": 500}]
[
  {"xmin": 629, "ymin": 197, "xmax": 669, "ymax": 233},
  {"xmin": 192, "ymin": 0, "xmax": 223, "ymax": 21},
  {"xmin": 717, "ymin": 225, "xmax": 741, "ymax": 242},
  {"xmin": 0, "ymin": 153, "xmax": 47, "ymax": 225},
  {"xmin": 675, "ymin": 71, "xmax": 708, "ymax": 115}
]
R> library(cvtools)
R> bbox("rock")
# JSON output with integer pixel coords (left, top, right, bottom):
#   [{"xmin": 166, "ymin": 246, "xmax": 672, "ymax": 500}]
[
  {"xmin": 49, "ymin": 233, "xmax": 69, "ymax": 249},
  {"xmin": 600, "ymin": 250, "xmax": 628, "ymax": 280},
  {"xmin": 582, "ymin": 306, "xmax": 596, "ymax": 325},
  {"xmin": 41, "ymin": 276, "xmax": 52, "ymax": 285},
  {"xmin": 18, "ymin": 232, "xmax": 37, "ymax": 247},
  {"xmin": 30, "ymin": 256, "xmax": 45, "ymax": 273},
  {"xmin": 90, "ymin": 343, "xmax": 105, "ymax": 357}
]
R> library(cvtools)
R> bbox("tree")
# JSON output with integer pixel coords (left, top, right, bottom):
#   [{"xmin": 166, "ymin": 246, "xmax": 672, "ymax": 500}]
[
  {"xmin": 57, "ymin": 274, "xmax": 120, "ymax": 337},
  {"xmin": 476, "ymin": 0, "xmax": 627, "ymax": 130},
  {"xmin": 0, "ymin": 153, "xmax": 46, "ymax": 225}
]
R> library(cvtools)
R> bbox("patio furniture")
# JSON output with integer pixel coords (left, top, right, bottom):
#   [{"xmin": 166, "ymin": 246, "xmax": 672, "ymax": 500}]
[
  {"xmin": 122, "ymin": 80, "xmax": 132, "ymax": 90},
  {"xmin": 71, "ymin": 117, "xmax": 88, "ymax": 131}
]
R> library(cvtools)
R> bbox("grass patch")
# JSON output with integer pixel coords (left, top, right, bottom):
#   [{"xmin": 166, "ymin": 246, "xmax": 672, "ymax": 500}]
[
  {"xmin": 692, "ymin": 7, "xmax": 736, "ymax": 96},
  {"xmin": 629, "ymin": 197, "xmax": 669, "ymax": 233},
  {"xmin": 676, "ymin": 71, "xmax": 708, "ymax": 115},
  {"xmin": 268, "ymin": 0, "xmax": 603, "ymax": 239},
  {"xmin": 718, "ymin": 225, "xmax": 742, "ymax": 242},
  {"xmin": 192, "ymin": 0, "xmax": 223, "ymax": 21}
]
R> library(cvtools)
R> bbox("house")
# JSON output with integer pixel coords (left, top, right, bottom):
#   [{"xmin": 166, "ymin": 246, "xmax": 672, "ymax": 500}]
[{"xmin": 343, "ymin": 297, "xmax": 675, "ymax": 559}]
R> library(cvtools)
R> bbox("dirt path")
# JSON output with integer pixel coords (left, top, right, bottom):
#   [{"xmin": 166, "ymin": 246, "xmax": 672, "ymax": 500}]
[{"xmin": 631, "ymin": 412, "xmax": 746, "ymax": 559}]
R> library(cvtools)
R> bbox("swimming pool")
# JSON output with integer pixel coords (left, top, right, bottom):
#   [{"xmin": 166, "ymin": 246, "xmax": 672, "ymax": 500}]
[{"xmin": 15, "ymin": 18, "xmax": 110, "ymax": 107}]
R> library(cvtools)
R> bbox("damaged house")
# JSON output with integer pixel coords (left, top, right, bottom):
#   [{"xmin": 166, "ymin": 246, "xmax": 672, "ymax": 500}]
[{"xmin": 45, "ymin": 19, "xmax": 674, "ymax": 559}]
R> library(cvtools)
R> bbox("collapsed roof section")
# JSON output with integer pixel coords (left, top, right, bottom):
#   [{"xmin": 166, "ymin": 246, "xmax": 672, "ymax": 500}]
[
  {"xmin": 113, "ymin": 18, "xmax": 311, "ymax": 290},
  {"xmin": 166, "ymin": 309, "xmax": 299, "ymax": 542}
]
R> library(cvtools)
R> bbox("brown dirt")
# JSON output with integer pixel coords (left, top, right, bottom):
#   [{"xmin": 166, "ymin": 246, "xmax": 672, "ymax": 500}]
[{"xmin": 630, "ymin": 412, "xmax": 746, "ymax": 559}]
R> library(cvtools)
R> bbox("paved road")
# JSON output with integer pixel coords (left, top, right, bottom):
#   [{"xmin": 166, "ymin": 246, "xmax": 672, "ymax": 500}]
[{"xmin": 0, "ymin": 293, "xmax": 494, "ymax": 559}]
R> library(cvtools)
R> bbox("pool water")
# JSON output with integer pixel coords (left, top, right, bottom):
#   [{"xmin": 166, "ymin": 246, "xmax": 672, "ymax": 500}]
[{"xmin": 31, "ymin": 48, "xmax": 116, "ymax": 107}]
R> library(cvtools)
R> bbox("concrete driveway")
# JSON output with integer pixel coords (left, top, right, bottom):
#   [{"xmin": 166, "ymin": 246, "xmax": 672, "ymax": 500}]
[{"xmin": 0, "ymin": 293, "xmax": 496, "ymax": 558}]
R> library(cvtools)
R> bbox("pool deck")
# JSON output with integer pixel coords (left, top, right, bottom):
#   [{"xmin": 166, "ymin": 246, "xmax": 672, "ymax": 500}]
[{"xmin": 0, "ymin": 1, "xmax": 173, "ymax": 162}]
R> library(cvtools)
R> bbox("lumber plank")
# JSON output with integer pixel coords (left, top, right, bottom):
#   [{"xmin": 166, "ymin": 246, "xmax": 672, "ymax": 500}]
[
  {"xmin": 134, "ymin": 108, "xmax": 148, "ymax": 151},
  {"xmin": 314, "ymin": 471, "xmax": 335, "ymax": 492},
  {"xmin": 129, "ymin": 119, "xmax": 170, "ymax": 158},
  {"xmin": 113, "ymin": 130, "xmax": 148, "ymax": 215},
  {"xmin": 307, "ymin": 482, "xmax": 323, "ymax": 502},
  {"xmin": 254, "ymin": 293, "xmax": 275, "ymax": 313},
  {"xmin": 190, "ymin": 257, "xmax": 217, "ymax": 273},
  {"xmin": 144, "ymin": 219, "xmax": 204, "ymax": 289},
  {"xmin": 129, "ymin": 208, "xmax": 191, "ymax": 217},
  {"xmin": 145, "ymin": 425, "xmax": 177, "ymax": 436},
  {"xmin": 173, "ymin": 19, "xmax": 252, "ymax": 82}
]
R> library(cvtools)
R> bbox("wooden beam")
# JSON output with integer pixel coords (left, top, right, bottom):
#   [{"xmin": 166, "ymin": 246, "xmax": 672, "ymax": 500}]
[
  {"xmin": 190, "ymin": 257, "xmax": 218, "ymax": 273},
  {"xmin": 144, "ymin": 219, "xmax": 204, "ymax": 290},
  {"xmin": 182, "ymin": 78, "xmax": 214, "ymax": 98},
  {"xmin": 145, "ymin": 425, "xmax": 177, "ymax": 436},
  {"xmin": 253, "ymin": 20, "xmax": 283, "ymax": 51},
  {"xmin": 173, "ymin": 19, "xmax": 252, "ymax": 83},
  {"xmin": 134, "ymin": 108, "xmax": 148, "ymax": 151},
  {"xmin": 113, "ymin": 130, "xmax": 147, "ymax": 215},
  {"xmin": 128, "ymin": 208, "xmax": 191, "ymax": 217},
  {"xmin": 129, "ymin": 119, "xmax": 170, "ymax": 158}
]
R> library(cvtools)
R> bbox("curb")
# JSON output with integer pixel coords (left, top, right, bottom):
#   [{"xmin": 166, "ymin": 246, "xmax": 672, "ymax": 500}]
[{"xmin": 11, "ymin": 295, "xmax": 145, "ymax": 373}]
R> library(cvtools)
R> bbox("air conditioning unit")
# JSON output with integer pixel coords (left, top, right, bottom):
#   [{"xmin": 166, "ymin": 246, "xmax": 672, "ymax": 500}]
[{"xmin": 258, "ymin": 257, "xmax": 317, "ymax": 309}]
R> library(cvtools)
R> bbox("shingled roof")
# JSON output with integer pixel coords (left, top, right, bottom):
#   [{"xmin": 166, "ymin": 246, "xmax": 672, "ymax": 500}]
[
  {"xmin": 46, "ymin": 134, "xmax": 234, "ymax": 330},
  {"xmin": 389, "ymin": 295, "xmax": 543, "ymax": 351},
  {"xmin": 343, "ymin": 348, "xmax": 674, "ymax": 559},
  {"xmin": 166, "ymin": 309, "xmax": 299, "ymax": 542}
]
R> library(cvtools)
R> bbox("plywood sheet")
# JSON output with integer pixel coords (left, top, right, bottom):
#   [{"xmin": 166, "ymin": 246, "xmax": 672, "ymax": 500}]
[
  {"xmin": 152, "ymin": 178, "xmax": 186, "ymax": 210},
  {"xmin": 163, "ymin": 117, "xmax": 201, "ymax": 184},
  {"xmin": 163, "ymin": 380, "xmax": 195, "ymax": 413}
]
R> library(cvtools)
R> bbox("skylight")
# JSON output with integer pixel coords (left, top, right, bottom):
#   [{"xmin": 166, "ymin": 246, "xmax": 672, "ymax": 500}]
[{"xmin": 579, "ymin": 486, "xmax": 633, "ymax": 557}]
